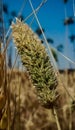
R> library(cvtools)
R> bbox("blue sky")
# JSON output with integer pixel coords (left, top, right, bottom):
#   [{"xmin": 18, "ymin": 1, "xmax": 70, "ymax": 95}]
[{"xmin": 3, "ymin": 0, "xmax": 75, "ymax": 69}]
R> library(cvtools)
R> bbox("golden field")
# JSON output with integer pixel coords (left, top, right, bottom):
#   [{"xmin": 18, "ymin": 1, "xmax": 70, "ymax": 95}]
[{"xmin": 3, "ymin": 69, "xmax": 75, "ymax": 130}]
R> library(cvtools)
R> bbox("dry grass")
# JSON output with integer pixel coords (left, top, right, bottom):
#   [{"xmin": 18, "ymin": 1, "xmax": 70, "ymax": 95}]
[
  {"xmin": 0, "ymin": 59, "xmax": 75, "ymax": 130},
  {"xmin": 3, "ymin": 69, "xmax": 74, "ymax": 130},
  {"xmin": 8, "ymin": 70, "xmax": 56, "ymax": 130}
]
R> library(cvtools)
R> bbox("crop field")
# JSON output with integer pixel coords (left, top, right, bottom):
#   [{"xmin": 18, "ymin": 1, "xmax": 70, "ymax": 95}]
[
  {"xmin": 0, "ymin": 56, "xmax": 75, "ymax": 130},
  {"xmin": 0, "ymin": 1, "xmax": 75, "ymax": 129}
]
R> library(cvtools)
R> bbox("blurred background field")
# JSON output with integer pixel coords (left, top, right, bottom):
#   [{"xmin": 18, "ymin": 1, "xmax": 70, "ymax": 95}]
[{"xmin": 6, "ymin": 69, "xmax": 75, "ymax": 130}]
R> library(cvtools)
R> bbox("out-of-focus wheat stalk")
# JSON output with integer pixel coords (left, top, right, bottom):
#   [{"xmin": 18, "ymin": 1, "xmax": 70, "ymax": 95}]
[
  {"xmin": 0, "ymin": 50, "xmax": 8, "ymax": 130},
  {"xmin": 0, "ymin": 53, "xmax": 4, "ymax": 88}
]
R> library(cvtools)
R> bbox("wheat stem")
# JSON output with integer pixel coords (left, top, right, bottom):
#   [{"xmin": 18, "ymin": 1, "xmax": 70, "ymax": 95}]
[{"xmin": 53, "ymin": 108, "xmax": 61, "ymax": 130}]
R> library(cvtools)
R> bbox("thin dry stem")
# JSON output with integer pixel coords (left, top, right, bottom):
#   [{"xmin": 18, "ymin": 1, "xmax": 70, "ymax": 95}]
[{"xmin": 53, "ymin": 108, "xmax": 61, "ymax": 130}]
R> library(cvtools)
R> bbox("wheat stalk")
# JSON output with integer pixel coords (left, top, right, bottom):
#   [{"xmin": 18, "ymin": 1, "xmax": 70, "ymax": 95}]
[{"xmin": 11, "ymin": 19, "xmax": 61, "ymax": 109}]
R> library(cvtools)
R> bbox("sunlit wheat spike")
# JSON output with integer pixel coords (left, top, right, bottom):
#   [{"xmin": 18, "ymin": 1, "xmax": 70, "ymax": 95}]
[{"xmin": 11, "ymin": 19, "xmax": 59, "ymax": 108}]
